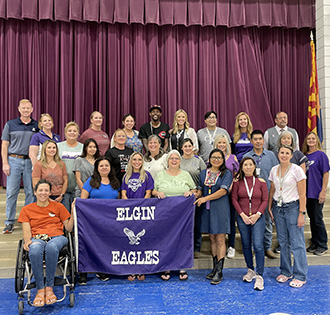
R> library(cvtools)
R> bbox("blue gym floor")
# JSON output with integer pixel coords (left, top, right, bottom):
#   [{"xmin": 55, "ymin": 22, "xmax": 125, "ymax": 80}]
[{"xmin": 1, "ymin": 266, "xmax": 329, "ymax": 315}]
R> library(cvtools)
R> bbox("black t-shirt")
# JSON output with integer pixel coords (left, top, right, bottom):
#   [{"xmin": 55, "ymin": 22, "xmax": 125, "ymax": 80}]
[
  {"xmin": 138, "ymin": 122, "xmax": 170, "ymax": 147},
  {"xmin": 105, "ymin": 147, "xmax": 134, "ymax": 183}
]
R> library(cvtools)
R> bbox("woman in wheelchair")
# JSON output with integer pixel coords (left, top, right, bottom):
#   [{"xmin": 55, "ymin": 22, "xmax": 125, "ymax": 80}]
[{"xmin": 18, "ymin": 179, "xmax": 74, "ymax": 307}]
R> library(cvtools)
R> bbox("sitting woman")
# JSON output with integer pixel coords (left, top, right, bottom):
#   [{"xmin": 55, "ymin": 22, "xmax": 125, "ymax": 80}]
[
  {"xmin": 269, "ymin": 145, "xmax": 308, "ymax": 288},
  {"xmin": 231, "ymin": 157, "xmax": 268, "ymax": 291},
  {"xmin": 122, "ymin": 152, "xmax": 154, "ymax": 281},
  {"xmin": 195, "ymin": 149, "xmax": 233, "ymax": 285},
  {"xmin": 74, "ymin": 138, "xmax": 100, "ymax": 198},
  {"xmin": 153, "ymin": 149, "xmax": 196, "ymax": 281},
  {"xmin": 80, "ymin": 156, "xmax": 120, "ymax": 284},
  {"xmin": 32, "ymin": 140, "xmax": 68, "ymax": 203},
  {"xmin": 18, "ymin": 179, "xmax": 74, "ymax": 307}
]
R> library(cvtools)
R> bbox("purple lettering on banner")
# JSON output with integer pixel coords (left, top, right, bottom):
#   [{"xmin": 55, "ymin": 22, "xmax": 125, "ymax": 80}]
[{"xmin": 75, "ymin": 196, "xmax": 195, "ymax": 275}]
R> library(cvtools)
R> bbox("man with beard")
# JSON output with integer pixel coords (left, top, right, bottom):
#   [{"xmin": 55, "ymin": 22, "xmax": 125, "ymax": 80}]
[{"xmin": 139, "ymin": 105, "xmax": 170, "ymax": 152}]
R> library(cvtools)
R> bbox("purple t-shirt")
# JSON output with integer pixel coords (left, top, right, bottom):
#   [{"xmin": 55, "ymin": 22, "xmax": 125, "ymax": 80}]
[
  {"xmin": 121, "ymin": 171, "xmax": 154, "ymax": 199},
  {"xmin": 306, "ymin": 150, "xmax": 330, "ymax": 199},
  {"xmin": 225, "ymin": 154, "xmax": 239, "ymax": 177}
]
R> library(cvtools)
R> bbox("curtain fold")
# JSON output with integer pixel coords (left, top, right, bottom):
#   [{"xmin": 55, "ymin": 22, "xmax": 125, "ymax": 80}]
[{"xmin": 0, "ymin": 0, "xmax": 315, "ymax": 28}]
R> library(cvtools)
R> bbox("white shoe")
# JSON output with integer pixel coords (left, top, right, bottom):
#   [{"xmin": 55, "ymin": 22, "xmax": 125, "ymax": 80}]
[
  {"xmin": 243, "ymin": 268, "xmax": 256, "ymax": 282},
  {"xmin": 227, "ymin": 247, "xmax": 235, "ymax": 258},
  {"xmin": 254, "ymin": 275, "xmax": 264, "ymax": 291}
]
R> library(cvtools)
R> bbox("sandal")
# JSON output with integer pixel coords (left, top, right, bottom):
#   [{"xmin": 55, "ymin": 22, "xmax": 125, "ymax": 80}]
[
  {"xmin": 276, "ymin": 274, "xmax": 293, "ymax": 283},
  {"xmin": 289, "ymin": 279, "xmax": 306, "ymax": 288},
  {"xmin": 32, "ymin": 289, "xmax": 45, "ymax": 307},
  {"xmin": 128, "ymin": 274, "xmax": 136, "ymax": 281},
  {"xmin": 179, "ymin": 271, "xmax": 188, "ymax": 281},
  {"xmin": 45, "ymin": 287, "xmax": 57, "ymax": 305},
  {"xmin": 137, "ymin": 274, "xmax": 145, "ymax": 281},
  {"xmin": 160, "ymin": 271, "xmax": 171, "ymax": 281}
]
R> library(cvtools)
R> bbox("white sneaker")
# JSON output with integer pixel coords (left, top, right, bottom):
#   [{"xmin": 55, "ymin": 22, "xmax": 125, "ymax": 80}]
[
  {"xmin": 227, "ymin": 247, "xmax": 235, "ymax": 258},
  {"xmin": 243, "ymin": 268, "xmax": 256, "ymax": 282},
  {"xmin": 254, "ymin": 275, "xmax": 264, "ymax": 291}
]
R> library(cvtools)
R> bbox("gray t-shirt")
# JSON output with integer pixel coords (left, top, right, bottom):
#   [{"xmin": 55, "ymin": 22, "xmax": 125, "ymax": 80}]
[
  {"xmin": 73, "ymin": 157, "xmax": 95, "ymax": 197},
  {"xmin": 180, "ymin": 155, "xmax": 206, "ymax": 186},
  {"xmin": 57, "ymin": 141, "xmax": 83, "ymax": 192},
  {"xmin": 197, "ymin": 127, "xmax": 231, "ymax": 163}
]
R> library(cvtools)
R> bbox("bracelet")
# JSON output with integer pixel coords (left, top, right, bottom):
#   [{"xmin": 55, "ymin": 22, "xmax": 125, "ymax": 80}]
[
  {"xmin": 299, "ymin": 211, "xmax": 306, "ymax": 215},
  {"xmin": 257, "ymin": 211, "xmax": 262, "ymax": 217}
]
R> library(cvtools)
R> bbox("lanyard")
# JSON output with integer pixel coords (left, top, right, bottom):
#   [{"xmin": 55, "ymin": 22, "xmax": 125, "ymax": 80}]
[
  {"xmin": 206, "ymin": 128, "xmax": 216, "ymax": 145},
  {"xmin": 278, "ymin": 164, "xmax": 291, "ymax": 192},
  {"xmin": 253, "ymin": 154, "xmax": 263, "ymax": 167},
  {"xmin": 244, "ymin": 176, "xmax": 255, "ymax": 216}
]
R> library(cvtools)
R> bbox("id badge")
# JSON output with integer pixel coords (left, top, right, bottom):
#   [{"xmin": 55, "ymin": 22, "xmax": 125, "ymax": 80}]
[
  {"xmin": 256, "ymin": 168, "xmax": 261, "ymax": 176},
  {"xmin": 277, "ymin": 196, "xmax": 283, "ymax": 207},
  {"xmin": 206, "ymin": 200, "xmax": 210, "ymax": 210}
]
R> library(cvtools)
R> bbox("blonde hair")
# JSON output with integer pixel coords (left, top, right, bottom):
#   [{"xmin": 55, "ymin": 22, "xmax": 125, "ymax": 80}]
[
  {"xmin": 39, "ymin": 140, "xmax": 63, "ymax": 169},
  {"xmin": 302, "ymin": 131, "xmax": 322, "ymax": 154},
  {"xmin": 213, "ymin": 134, "xmax": 231, "ymax": 155},
  {"xmin": 89, "ymin": 111, "xmax": 103, "ymax": 128},
  {"xmin": 19, "ymin": 99, "xmax": 32, "ymax": 106},
  {"xmin": 38, "ymin": 113, "xmax": 54, "ymax": 130},
  {"xmin": 233, "ymin": 112, "xmax": 253, "ymax": 144},
  {"xmin": 123, "ymin": 152, "xmax": 148, "ymax": 185},
  {"xmin": 64, "ymin": 121, "xmax": 79, "ymax": 134},
  {"xmin": 171, "ymin": 109, "xmax": 190, "ymax": 134}
]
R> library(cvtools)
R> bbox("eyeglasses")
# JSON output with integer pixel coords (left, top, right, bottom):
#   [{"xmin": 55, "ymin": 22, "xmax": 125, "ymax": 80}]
[
  {"xmin": 169, "ymin": 157, "xmax": 180, "ymax": 160},
  {"xmin": 210, "ymin": 157, "xmax": 223, "ymax": 161},
  {"xmin": 207, "ymin": 116, "xmax": 217, "ymax": 120}
]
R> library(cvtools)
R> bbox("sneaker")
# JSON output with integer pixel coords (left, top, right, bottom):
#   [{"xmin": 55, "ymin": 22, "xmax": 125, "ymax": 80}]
[
  {"xmin": 243, "ymin": 269, "xmax": 256, "ymax": 283},
  {"xmin": 227, "ymin": 247, "xmax": 235, "ymax": 259},
  {"xmin": 254, "ymin": 275, "xmax": 264, "ymax": 291},
  {"xmin": 2, "ymin": 224, "xmax": 14, "ymax": 234},
  {"xmin": 96, "ymin": 273, "xmax": 110, "ymax": 281},
  {"xmin": 313, "ymin": 247, "xmax": 328, "ymax": 256},
  {"xmin": 306, "ymin": 244, "xmax": 317, "ymax": 253},
  {"xmin": 78, "ymin": 273, "xmax": 87, "ymax": 285},
  {"xmin": 265, "ymin": 249, "xmax": 277, "ymax": 259}
]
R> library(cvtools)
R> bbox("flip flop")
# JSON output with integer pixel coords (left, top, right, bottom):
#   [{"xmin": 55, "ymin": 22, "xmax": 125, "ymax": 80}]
[
  {"xmin": 161, "ymin": 271, "xmax": 171, "ymax": 281},
  {"xmin": 137, "ymin": 274, "xmax": 145, "ymax": 281},
  {"xmin": 128, "ymin": 274, "xmax": 136, "ymax": 281},
  {"xmin": 32, "ymin": 289, "xmax": 45, "ymax": 307},
  {"xmin": 179, "ymin": 271, "xmax": 188, "ymax": 281},
  {"xmin": 276, "ymin": 274, "xmax": 293, "ymax": 283},
  {"xmin": 289, "ymin": 279, "xmax": 306, "ymax": 288},
  {"xmin": 45, "ymin": 288, "xmax": 57, "ymax": 305}
]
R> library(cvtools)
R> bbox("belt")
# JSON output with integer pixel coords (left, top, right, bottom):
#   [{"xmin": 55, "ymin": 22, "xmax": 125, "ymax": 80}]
[{"xmin": 9, "ymin": 154, "xmax": 30, "ymax": 159}]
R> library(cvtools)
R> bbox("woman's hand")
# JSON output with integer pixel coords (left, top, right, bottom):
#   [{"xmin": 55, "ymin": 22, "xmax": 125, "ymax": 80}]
[
  {"xmin": 249, "ymin": 213, "xmax": 260, "ymax": 225},
  {"xmin": 297, "ymin": 213, "xmax": 305, "ymax": 228},
  {"xmin": 240, "ymin": 213, "xmax": 251, "ymax": 225},
  {"xmin": 184, "ymin": 191, "xmax": 193, "ymax": 198},
  {"xmin": 194, "ymin": 197, "xmax": 207, "ymax": 207},
  {"xmin": 156, "ymin": 192, "xmax": 166, "ymax": 199},
  {"xmin": 268, "ymin": 208, "xmax": 274, "ymax": 222},
  {"xmin": 318, "ymin": 190, "xmax": 326, "ymax": 204},
  {"xmin": 23, "ymin": 239, "xmax": 32, "ymax": 251},
  {"xmin": 54, "ymin": 195, "xmax": 64, "ymax": 203}
]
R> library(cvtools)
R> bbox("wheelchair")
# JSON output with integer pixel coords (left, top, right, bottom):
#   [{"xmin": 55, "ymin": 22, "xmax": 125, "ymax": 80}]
[{"xmin": 14, "ymin": 232, "xmax": 76, "ymax": 314}]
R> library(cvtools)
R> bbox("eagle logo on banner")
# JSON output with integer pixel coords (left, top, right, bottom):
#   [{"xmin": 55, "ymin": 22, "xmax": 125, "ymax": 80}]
[{"xmin": 123, "ymin": 228, "xmax": 146, "ymax": 245}]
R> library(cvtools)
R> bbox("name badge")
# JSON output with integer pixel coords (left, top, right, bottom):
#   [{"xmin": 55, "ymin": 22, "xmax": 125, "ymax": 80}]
[{"xmin": 256, "ymin": 168, "xmax": 261, "ymax": 176}]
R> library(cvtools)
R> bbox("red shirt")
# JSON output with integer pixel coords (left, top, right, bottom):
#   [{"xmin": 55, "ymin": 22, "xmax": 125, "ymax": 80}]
[{"xmin": 231, "ymin": 176, "xmax": 268, "ymax": 216}]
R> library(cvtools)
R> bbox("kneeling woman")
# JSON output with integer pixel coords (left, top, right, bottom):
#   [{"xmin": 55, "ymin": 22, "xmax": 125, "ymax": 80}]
[
  {"xmin": 231, "ymin": 157, "xmax": 268, "ymax": 290},
  {"xmin": 269, "ymin": 145, "xmax": 308, "ymax": 288},
  {"xmin": 18, "ymin": 179, "xmax": 74, "ymax": 307},
  {"xmin": 195, "ymin": 149, "xmax": 233, "ymax": 285},
  {"xmin": 80, "ymin": 157, "xmax": 120, "ymax": 283},
  {"xmin": 153, "ymin": 150, "xmax": 196, "ymax": 281}
]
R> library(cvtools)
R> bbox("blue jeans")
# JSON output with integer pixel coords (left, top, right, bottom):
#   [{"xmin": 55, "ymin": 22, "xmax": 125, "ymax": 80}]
[
  {"xmin": 194, "ymin": 205, "xmax": 202, "ymax": 252},
  {"xmin": 29, "ymin": 235, "xmax": 68, "ymax": 290},
  {"xmin": 273, "ymin": 200, "xmax": 308, "ymax": 281},
  {"xmin": 228, "ymin": 197, "xmax": 236, "ymax": 248},
  {"xmin": 263, "ymin": 206, "xmax": 273, "ymax": 251},
  {"xmin": 5, "ymin": 156, "xmax": 34, "ymax": 225},
  {"xmin": 237, "ymin": 214, "xmax": 265, "ymax": 276}
]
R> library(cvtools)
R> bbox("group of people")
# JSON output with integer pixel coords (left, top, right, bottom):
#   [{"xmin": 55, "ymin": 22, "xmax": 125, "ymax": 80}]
[{"xmin": 1, "ymin": 99, "xmax": 329, "ymax": 304}]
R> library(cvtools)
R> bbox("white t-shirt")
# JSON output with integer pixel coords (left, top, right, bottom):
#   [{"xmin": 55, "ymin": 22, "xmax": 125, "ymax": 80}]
[{"xmin": 269, "ymin": 163, "xmax": 306, "ymax": 203}]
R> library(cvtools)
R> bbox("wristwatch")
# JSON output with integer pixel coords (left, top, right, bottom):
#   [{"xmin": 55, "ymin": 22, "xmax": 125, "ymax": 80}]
[
  {"xmin": 61, "ymin": 194, "xmax": 65, "ymax": 197},
  {"xmin": 299, "ymin": 211, "xmax": 306, "ymax": 215},
  {"xmin": 257, "ymin": 211, "xmax": 262, "ymax": 217}
]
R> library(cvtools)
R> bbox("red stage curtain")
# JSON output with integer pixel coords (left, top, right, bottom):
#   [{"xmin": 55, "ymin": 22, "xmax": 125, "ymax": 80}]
[{"xmin": 0, "ymin": 0, "xmax": 315, "ymax": 28}]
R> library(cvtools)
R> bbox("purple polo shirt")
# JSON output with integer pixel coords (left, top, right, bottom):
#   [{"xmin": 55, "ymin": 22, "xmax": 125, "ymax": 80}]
[{"xmin": 30, "ymin": 130, "xmax": 61, "ymax": 146}]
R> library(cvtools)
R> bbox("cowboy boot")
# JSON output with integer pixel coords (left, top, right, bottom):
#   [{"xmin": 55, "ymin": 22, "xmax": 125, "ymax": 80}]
[
  {"xmin": 206, "ymin": 256, "xmax": 217, "ymax": 280},
  {"xmin": 210, "ymin": 257, "xmax": 225, "ymax": 285}
]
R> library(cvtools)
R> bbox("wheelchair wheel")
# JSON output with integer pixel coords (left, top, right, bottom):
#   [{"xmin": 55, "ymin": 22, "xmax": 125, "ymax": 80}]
[
  {"xmin": 69, "ymin": 291, "xmax": 75, "ymax": 307},
  {"xmin": 15, "ymin": 240, "xmax": 26, "ymax": 293},
  {"xmin": 18, "ymin": 300, "xmax": 24, "ymax": 315}
]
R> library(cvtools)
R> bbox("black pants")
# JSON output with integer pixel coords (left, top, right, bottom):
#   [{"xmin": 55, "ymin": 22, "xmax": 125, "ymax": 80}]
[{"xmin": 307, "ymin": 198, "xmax": 328, "ymax": 249}]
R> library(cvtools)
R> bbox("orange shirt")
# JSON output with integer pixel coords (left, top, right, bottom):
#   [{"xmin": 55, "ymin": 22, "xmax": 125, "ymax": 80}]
[{"xmin": 18, "ymin": 200, "xmax": 71, "ymax": 237}]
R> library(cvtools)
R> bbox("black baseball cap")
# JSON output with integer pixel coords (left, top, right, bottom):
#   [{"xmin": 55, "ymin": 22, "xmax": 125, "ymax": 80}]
[{"xmin": 149, "ymin": 105, "xmax": 162, "ymax": 113}]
